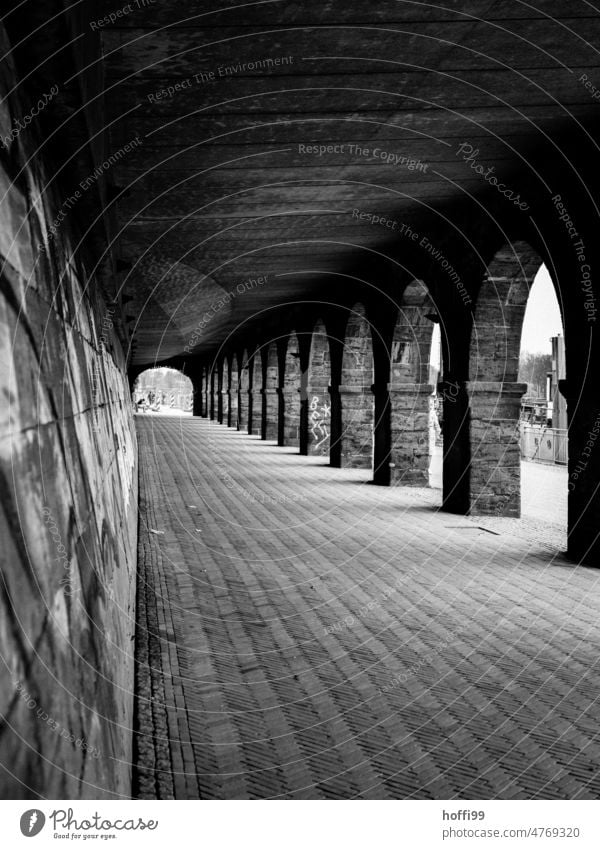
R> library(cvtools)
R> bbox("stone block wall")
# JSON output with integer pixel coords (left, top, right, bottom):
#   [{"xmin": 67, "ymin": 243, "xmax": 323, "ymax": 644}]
[
  {"xmin": 0, "ymin": 65, "xmax": 137, "ymax": 797},
  {"xmin": 389, "ymin": 385, "xmax": 433, "ymax": 485},
  {"xmin": 389, "ymin": 293, "xmax": 435, "ymax": 486},
  {"xmin": 307, "ymin": 322, "xmax": 331, "ymax": 457},
  {"xmin": 339, "ymin": 388, "xmax": 374, "ymax": 468},
  {"xmin": 264, "ymin": 343, "xmax": 279, "ymax": 441},
  {"xmin": 340, "ymin": 306, "xmax": 374, "ymax": 469},
  {"xmin": 468, "ymin": 382, "xmax": 526, "ymax": 516},
  {"xmin": 239, "ymin": 354, "xmax": 249, "ymax": 430},
  {"xmin": 282, "ymin": 334, "xmax": 301, "ymax": 446},
  {"xmin": 229, "ymin": 360, "xmax": 239, "ymax": 428}
]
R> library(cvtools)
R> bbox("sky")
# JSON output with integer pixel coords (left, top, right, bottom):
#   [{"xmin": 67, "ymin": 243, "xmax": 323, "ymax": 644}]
[{"xmin": 519, "ymin": 264, "xmax": 564, "ymax": 356}]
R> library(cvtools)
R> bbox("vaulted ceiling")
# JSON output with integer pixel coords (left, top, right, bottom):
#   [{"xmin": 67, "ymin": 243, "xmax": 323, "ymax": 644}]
[{"xmin": 100, "ymin": 1, "xmax": 600, "ymax": 364}]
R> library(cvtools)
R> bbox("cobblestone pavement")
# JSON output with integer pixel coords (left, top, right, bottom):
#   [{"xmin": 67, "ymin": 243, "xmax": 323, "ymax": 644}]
[{"xmin": 134, "ymin": 416, "xmax": 600, "ymax": 799}]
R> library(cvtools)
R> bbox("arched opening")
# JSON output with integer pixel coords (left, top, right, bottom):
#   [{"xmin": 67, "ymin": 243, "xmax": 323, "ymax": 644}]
[
  {"xmin": 389, "ymin": 280, "xmax": 438, "ymax": 489},
  {"xmin": 468, "ymin": 241, "xmax": 567, "ymax": 533},
  {"xmin": 338, "ymin": 303, "xmax": 374, "ymax": 469},
  {"xmin": 518, "ymin": 263, "xmax": 567, "ymax": 530},
  {"xmin": 133, "ymin": 367, "xmax": 193, "ymax": 414},
  {"xmin": 306, "ymin": 319, "xmax": 332, "ymax": 458},
  {"xmin": 282, "ymin": 332, "xmax": 302, "ymax": 447}
]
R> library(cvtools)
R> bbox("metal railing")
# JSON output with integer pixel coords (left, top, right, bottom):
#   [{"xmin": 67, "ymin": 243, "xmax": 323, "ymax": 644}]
[{"xmin": 519, "ymin": 423, "xmax": 568, "ymax": 465}]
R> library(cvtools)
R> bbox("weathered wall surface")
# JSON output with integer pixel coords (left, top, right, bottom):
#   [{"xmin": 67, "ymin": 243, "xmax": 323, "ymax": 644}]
[{"xmin": 0, "ymin": 28, "xmax": 137, "ymax": 798}]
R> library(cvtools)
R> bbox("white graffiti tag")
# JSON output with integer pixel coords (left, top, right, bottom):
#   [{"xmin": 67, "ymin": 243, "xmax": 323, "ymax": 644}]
[{"xmin": 310, "ymin": 395, "xmax": 330, "ymax": 452}]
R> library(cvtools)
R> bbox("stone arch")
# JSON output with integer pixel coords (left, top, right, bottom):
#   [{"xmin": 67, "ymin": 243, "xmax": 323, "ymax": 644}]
[
  {"xmin": 467, "ymin": 241, "xmax": 544, "ymax": 515},
  {"xmin": 306, "ymin": 319, "xmax": 332, "ymax": 457},
  {"xmin": 389, "ymin": 280, "xmax": 437, "ymax": 486},
  {"xmin": 281, "ymin": 332, "xmax": 302, "ymax": 447},
  {"xmin": 339, "ymin": 303, "xmax": 374, "ymax": 469},
  {"xmin": 133, "ymin": 367, "xmax": 193, "ymax": 412}
]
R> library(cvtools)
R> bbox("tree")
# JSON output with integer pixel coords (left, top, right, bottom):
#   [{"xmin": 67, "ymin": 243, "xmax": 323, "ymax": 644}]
[{"xmin": 518, "ymin": 352, "xmax": 552, "ymax": 397}]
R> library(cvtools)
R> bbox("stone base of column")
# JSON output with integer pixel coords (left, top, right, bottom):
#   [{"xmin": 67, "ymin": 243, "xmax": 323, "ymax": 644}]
[
  {"xmin": 282, "ymin": 389, "xmax": 301, "ymax": 446},
  {"xmin": 230, "ymin": 397, "xmax": 239, "ymax": 429},
  {"xmin": 246, "ymin": 390, "xmax": 254, "ymax": 435},
  {"xmin": 468, "ymin": 381, "xmax": 526, "ymax": 516},
  {"xmin": 192, "ymin": 391, "xmax": 203, "ymax": 417},
  {"xmin": 238, "ymin": 391, "xmax": 246, "ymax": 432},
  {"xmin": 389, "ymin": 383, "xmax": 433, "ymax": 486},
  {"xmin": 253, "ymin": 391, "xmax": 263, "ymax": 436},
  {"xmin": 263, "ymin": 389, "xmax": 278, "ymax": 441},
  {"xmin": 339, "ymin": 385, "xmax": 373, "ymax": 469},
  {"xmin": 307, "ymin": 385, "xmax": 331, "ymax": 457}
]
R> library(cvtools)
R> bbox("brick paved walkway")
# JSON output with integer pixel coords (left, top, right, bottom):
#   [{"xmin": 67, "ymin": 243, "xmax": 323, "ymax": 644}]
[{"xmin": 134, "ymin": 415, "xmax": 600, "ymax": 799}]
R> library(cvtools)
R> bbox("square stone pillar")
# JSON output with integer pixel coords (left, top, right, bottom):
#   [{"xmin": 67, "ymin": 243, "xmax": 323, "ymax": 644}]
[
  {"xmin": 307, "ymin": 385, "xmax": 331, "ymax": 457},
  {"xmin": 468, "ymin": 381, "xmax": 527, "ymax": 516},
  {"xmin": 282, "ymin": 387, "xmax": 301, "ymax": 446},
  {"xmin": 263, "ymin": 388, "xmax": 279, "ymax": 441},
  {"xmin": 339, "ymin": 385, "xmax": 373, "ymax": 469},
  {"xmin": 389, "ymin": 383, "xmax": 433, "ymax": 486},
  {"xmin": 220, "ymin": 389, "xmax": 228, "ymax": 425},
  {"xmin": 246, "ymin": 389, "xmax": 254, "ymax": 435},
  {"xmin": 229, "ymin": 386, "xmax": 238, "ymax": 428},
  {"xmin": 190, "ymin": 368, "xmax": 204, "ymax": 416},
  {"xmin": 209, "ymin": 373, "xmax": 216, "ymax": 420},
  {"xmin": 192, "ymin": 386, "xmax": 203, "ymax": 416}
]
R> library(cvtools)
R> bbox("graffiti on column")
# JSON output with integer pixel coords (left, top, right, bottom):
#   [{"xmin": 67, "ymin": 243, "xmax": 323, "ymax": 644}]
[{"xmin": 310, "ymin": 395, "xmax": 330, "ymax": 453}]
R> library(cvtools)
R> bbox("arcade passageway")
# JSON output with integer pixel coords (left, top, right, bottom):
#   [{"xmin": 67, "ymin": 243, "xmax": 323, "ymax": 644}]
[
  {"xmin": 135, "ymin": 415, "xmax": 600, "ymax": 799},
  {"xmin": 3, "ymin": 0, "xmax": 600, "ymax": 802}
]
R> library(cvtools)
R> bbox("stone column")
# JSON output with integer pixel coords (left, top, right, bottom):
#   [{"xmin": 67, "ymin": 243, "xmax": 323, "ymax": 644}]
[
  {"xmin": 191, "ymin": 367, "xmax": 204, "ymax": 417},
  {"xmin": 251, "ymin": 361, "xmax": 262, "ymax": 436},
  {"xmin": 263, "ymin": 346, "xmax": 279, "ymax": 441},
  {"xmin": 202, "ymin": 367, "xmax": 209, "ymax": 417},
  {"xmin": 245, "ymin": 358, "xmax": 254, "ymax": 435},
  {"xmin": 282, "ymin": 386, "xmax": 301, "ymax": 445},
  {"xmin": 389, "ymin": 382, "xmax": 433, "ymax": 486},
  {"xmin": 217, "ymin": 365, "xmax": 224, "ymax": 423},
  {"xmin": 467, "ymin": 381, "xmax": 527, "ymax": 516},
  {"xmin": 264, "ymin": 389, "xmax": 279, "ymax": 441},
  {"xmin": 209, "ymin": 369, "xmax": 216, "ymax": 420},
  {"xmin": 306, "ymin": 385, "xmax": 331, "ymax": 457},
  {"xmin": 339, "ymin": 384, "xmax": 374, "ymax": 469},
  {"xmin": 239, "ymin": 359, "xmax": 249, "ymax": 432},
  {"xmin": 559, "ymin": 379, "xmax": 600, "ymax": 565},
  {"xmin": 229, "ymin": 361, "xmax": 239, "ymax": 428}
]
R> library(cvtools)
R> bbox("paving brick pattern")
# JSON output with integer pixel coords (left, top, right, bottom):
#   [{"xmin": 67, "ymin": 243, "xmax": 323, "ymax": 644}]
[{"xmin": 134, "ymin": 415, "xmax": 600, "ymax": 799}]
